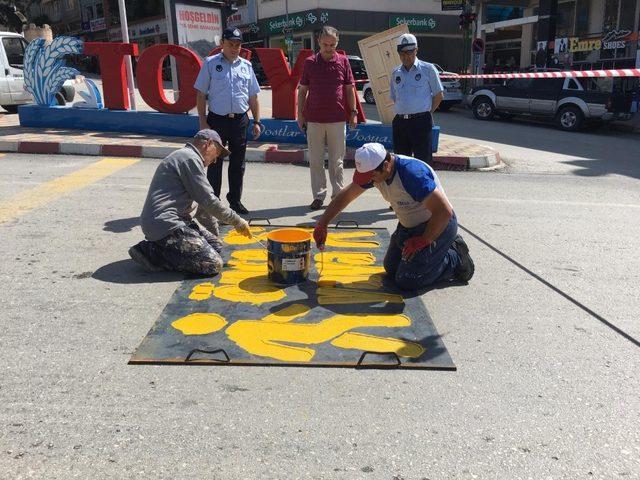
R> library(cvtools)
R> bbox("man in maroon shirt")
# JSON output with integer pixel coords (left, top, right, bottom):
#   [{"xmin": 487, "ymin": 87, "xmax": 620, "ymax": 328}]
[{"xmin": 297, "ymin": 26, "xmax": 357, "ymax": 210}]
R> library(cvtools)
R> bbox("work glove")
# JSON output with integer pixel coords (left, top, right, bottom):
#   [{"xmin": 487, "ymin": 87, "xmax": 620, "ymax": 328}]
[
  {"xmin": 313, "ymin": 224, "xmax": 328, "ymax": 250},
  {"xmin": 402, "ymin": 236, "xmax": 429, "ymax": 261},
  {"xmin": 235, "ymin": 219, "xmax": 252, "ymax": 238}
]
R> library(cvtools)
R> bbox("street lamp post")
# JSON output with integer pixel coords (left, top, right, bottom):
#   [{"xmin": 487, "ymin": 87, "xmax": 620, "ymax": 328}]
[{"xmin": 117, "ymin": 0, "xmax": 137, "ymax": 110}]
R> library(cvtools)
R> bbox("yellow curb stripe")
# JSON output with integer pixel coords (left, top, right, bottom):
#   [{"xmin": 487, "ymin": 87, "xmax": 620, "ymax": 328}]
[{"xmin": 0, "ymin": 157, "xmax": 140, "ymax": 225}]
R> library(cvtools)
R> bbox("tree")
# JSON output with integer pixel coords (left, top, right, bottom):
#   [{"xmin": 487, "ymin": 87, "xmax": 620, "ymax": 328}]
[{"xmin": 0, "ymin": 0, "xmax": 38, "ymax": 31}]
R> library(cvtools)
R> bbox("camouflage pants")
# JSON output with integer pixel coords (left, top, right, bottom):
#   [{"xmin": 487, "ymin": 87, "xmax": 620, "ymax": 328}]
[{"xmin": 144, "ymin": 221, "xmax": 225, "ymax": 276}]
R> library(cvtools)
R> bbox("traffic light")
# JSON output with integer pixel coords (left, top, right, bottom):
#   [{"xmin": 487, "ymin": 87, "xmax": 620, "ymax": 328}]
[{"xmin": 458, "ymin": 11, "xmax": 477, "ymax": 30}]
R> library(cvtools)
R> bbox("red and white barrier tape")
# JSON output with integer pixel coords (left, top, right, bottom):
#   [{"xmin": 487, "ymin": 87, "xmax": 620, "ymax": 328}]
[{"xmin": 439, "ymin": 68, "xmax": 640, "ymax": 79}]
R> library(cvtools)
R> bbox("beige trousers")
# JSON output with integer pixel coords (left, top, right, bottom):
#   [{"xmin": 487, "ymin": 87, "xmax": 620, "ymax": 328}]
[{"xmin": 307, "ymin": 122, "xmax": 345, "ymax": 201}]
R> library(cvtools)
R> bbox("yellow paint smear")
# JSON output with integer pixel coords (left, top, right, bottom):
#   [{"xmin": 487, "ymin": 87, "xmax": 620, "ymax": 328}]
[
  {"xmin": 225, "ymin": 305, "xmax": 414, "ymax": 362},
  {"xmin": 314, "ymin": 252, "xmax": 376, "ymax": 265},
  {"xmin": 213, "ymin": 281, "xmax": 286, "ymax": 304},
  {"xmin": 189, "ymin": 282, "xmax": 216, "ymax": 301},
  {"xmin": 325, "ymin": 231, "xmax": 379, "ymax": 248},
  {"xmin": 0, "ymin": 157, "xmax": 139, "ymax": 224},
  {"xmin": 317, "ymin": 286, "xmax": 403, "ymax": 305},
  {"xmin": 231, "ymin": 249, "xmax": 267, "ymax": 261},
  {"xmin": 223, "ymin": 227, "xmax": 267, "ymax": 245},
  {"xmin": 331, "ymin": 332, "xmax": 425, "ymax": 358},
  {"xmin": 315, "ymin": 251, "xmax": 385, "ymax": 289},
  {"xmin": 171, "ymin": 313, "xmax": 228, "ymax": 335}
]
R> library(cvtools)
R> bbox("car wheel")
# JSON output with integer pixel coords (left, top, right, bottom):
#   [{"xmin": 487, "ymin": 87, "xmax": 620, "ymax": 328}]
[
  {"xmin": 438, "ymin": 103, "xmax": 452, "ymax": 112},
  {"xmin": 555, "ymin": 105, "xmax": 584, "ymax": 132},
  {"xmin": 1, "ymin": 105, "xmax": 19, "ymax": 114},
  {"xmin": 472, "ymin": 96, "xmax": 495, "ymax": 120},
  {"xmin": 364, "ymin": 88, "xmax": 375, "ymax": 105}
]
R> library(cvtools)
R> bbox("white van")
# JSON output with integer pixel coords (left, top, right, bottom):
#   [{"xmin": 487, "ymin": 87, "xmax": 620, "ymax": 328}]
[{"xmin": 0, "ymin": 31, "xmax": 75, "ymax": 113}]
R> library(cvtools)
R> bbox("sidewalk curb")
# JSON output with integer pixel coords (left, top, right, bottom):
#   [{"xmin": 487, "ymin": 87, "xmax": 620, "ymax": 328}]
[{"xmin": 0, "ymin": 140, "xmax": 502, "ymax": 170}]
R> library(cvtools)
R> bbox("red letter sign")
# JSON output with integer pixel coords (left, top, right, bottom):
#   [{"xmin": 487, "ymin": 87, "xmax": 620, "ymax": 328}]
[
  {"xmin": 84, "ymin": 42, "xmax": 139, "ymax": 110},
  {"xmin": 137, "ymin": 44, "xmax": 202, "ymax": 113},
  {"xmin": 256, "ymin": 48, "xmax": 312, "ymax": 120}
]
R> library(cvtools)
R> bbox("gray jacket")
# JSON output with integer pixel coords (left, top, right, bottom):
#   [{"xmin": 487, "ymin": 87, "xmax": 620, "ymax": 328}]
[{"xmin": 140, "ymin": 143, "xmax": 243, "ymax": 241}]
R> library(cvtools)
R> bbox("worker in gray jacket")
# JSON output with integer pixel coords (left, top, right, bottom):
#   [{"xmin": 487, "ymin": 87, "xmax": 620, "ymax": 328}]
[{"xmin": 129, "ymin": 129, "xmax": 252, "ymax": 275}]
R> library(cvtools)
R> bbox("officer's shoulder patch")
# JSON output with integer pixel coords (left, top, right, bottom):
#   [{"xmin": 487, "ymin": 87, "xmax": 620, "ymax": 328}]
[
  {"xmin": 415, "ymin": 73, "xmax": 422, "ymax": 81},
  {"xmin": 216, "ymin": 64, "xmax": 223, "ymax": 72},
  {"xmin": 395, "ymin": 76, "xmax": 401, "ymax": 84}
]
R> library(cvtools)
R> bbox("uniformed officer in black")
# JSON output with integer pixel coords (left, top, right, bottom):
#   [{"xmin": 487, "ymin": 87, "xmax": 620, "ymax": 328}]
[
  {"xmin": 194, "ymin": 27, "xmax": 262, "ymax": 215},
  {"xmin": 389, "ymin": 33, "xmax": 444, "ymax": 165}
]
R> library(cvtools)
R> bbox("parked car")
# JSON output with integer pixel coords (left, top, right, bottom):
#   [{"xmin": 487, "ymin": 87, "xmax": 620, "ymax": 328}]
[
  {"xmin": 347, "ymin": 55, "xmax": 368, "ymax": 91},
  {"xmin": 467, "ymin": 76, "xmax": 633, "ymax": 131},
  {"xmin": 433, "ymin": 63, "xmax": 463, "ymax": 111},
  {"xmin": 362, "ymin": 63, "xmax": 463, "ymax": 111},
  {"xmin": 0, "ymin": 31, "xmax": 75, "ymax": 113}
]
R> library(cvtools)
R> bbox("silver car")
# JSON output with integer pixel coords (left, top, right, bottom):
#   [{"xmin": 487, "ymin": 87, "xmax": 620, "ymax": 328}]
[{"xmin": 362, "ymin": 63, "xmax": 463, "ymax": 111}]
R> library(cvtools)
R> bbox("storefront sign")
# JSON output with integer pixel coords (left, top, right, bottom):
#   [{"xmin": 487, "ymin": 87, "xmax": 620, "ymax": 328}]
[
  {"xmin": 441, "ymin": 0, "xmax": 465, "ymax": 11},
  {"xmin": 554, "ymin": 37, "xmax": 568, "ymax": 54},
  {"xmin": 601, "ymin": 29, "xmax": 631, "ymax": 50},
  {"xmin": 110, "ymin": 20, "xmax": 168, "ymax": 41},
  {"xmin": 389, "ymin": 14, "xmax": 437, "ymax": 31},
  {"xmin": 175, "ymin": 3, "xmax": 222, "ymax": 58},
  {"xmin": 265, "ymin": 10, "xmax": 330, "ymax": 35},
  {"xmin": 568, "ymin": 37, "xmax": 601, "ymax": 52},
  {"xmin": 89, "ymin": 17, "xmax": 106, "ymax": 32},
  {"xmin": 227, "ymin": 0, "xmax": 257, "ymax": 28}
]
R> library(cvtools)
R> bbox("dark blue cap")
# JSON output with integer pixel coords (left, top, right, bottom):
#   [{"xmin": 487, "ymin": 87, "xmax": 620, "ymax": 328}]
[{"xmin": 222, "ymin": 27, "xmax": 242, "ymax": 42}]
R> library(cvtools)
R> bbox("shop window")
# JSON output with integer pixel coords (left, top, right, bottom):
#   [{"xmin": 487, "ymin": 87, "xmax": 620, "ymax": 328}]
[
  {"xmin": 486, "ymin": 5, "xmax": 524, "ymax": 23},
  {"xmin": 618, "ymin": 0, "xmax": 635, "ymax": 31},
  {"xmin": 603, "ymin": 0, "xmax": 619, "ymax": 31},
  {"xmin": 557, "ymin": 1, "xmax": 576, "ymax": 37},
  {"xmin": 575, "ymin": 3, "xmax": 589, "ymax": 35}
]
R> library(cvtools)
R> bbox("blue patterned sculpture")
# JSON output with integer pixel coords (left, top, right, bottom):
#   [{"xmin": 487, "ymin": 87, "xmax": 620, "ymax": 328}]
[{"xmin": 24, "ymin": 36, "xmax": 83, "ymax": 106}]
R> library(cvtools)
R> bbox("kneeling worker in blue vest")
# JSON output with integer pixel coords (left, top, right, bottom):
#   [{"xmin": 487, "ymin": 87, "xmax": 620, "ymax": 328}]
[
  {"xmin": 129, "ymin": 129, "xmax": 252, "ymax": 275},
  {"xmin": 313, "ymin": 143, "xmax": 474, "ymax": 290}
]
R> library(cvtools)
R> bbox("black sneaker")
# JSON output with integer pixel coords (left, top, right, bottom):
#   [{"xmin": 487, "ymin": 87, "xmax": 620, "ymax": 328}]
[
  {"xmin": 452, "ymin": 235, "xmax": 475, "ymax": 282},
  {"xmin": 128, "ymin": 243, "xmax": 163, "ymax": 272},
  {"xmin": 309, "ymin": 199, "xmax": 323, "ymax": 210},
  {"xmin": 230, "ymin": 202, "xmax": 249, "ymax": 215}
]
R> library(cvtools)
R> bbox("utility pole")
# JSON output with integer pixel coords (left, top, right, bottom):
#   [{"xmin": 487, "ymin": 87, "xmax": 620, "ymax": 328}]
[
  {"xmin": 459, "ymin": 1, "xmax": 476, "ymax": 73},
  {"xmin": 103, "ymin": 0, "xmax": 110, "ymax": 41},
  {"xmin": 117, "ymin": 0, "xmax": 137, "ymax": 110}
]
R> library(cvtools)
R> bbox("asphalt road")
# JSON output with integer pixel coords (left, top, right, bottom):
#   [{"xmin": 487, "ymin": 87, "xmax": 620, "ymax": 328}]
[{"xmin": 1, "ymin": 136, "xmax": 639, "ymax": 478}]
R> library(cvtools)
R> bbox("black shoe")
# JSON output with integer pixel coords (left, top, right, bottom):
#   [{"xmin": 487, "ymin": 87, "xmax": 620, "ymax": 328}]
[
  {"xmin": 451, "ymin": 235, "xmax": 474, "ymax": 282},
  {"xmin": 309, "ymin": 199, "xmax": 323, "ymax": 210},
  {"xmin": 128, "ymin": 243, "xmax": 163, "ymax": 272},
  {"xmin": 230, "ymin": 202, "xmax": 249, "ymax": 215}
]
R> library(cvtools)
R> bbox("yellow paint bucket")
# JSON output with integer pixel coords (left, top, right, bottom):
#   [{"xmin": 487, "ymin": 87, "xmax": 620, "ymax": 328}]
[{"xmin": 266, "ymin": 228, "xmax": 312, "ymax": 285}]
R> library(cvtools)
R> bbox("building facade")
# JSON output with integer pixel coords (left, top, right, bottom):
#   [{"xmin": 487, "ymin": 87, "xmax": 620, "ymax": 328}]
[
  {"xmin": 28, "ymin": 0, "xmax": 84, "ymax": 36},
  {"xmin": 476, "ymin": 0, "xmax": 640, "ymax": 72},
  {"xmin": 230, "ymin": 0, "xmax": 466, "ymax": 71}
]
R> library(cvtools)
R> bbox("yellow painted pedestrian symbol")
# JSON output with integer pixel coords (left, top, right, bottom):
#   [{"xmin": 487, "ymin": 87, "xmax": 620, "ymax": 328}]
[{"xmin": 171, "ymin": 304, "xmax": 425, "ymax": 362}]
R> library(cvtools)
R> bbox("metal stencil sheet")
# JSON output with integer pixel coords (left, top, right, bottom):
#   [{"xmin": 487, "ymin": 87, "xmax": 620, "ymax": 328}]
[{"xmin": 130, "ymin": 224, "xmax": 455, "ymax": 370}]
